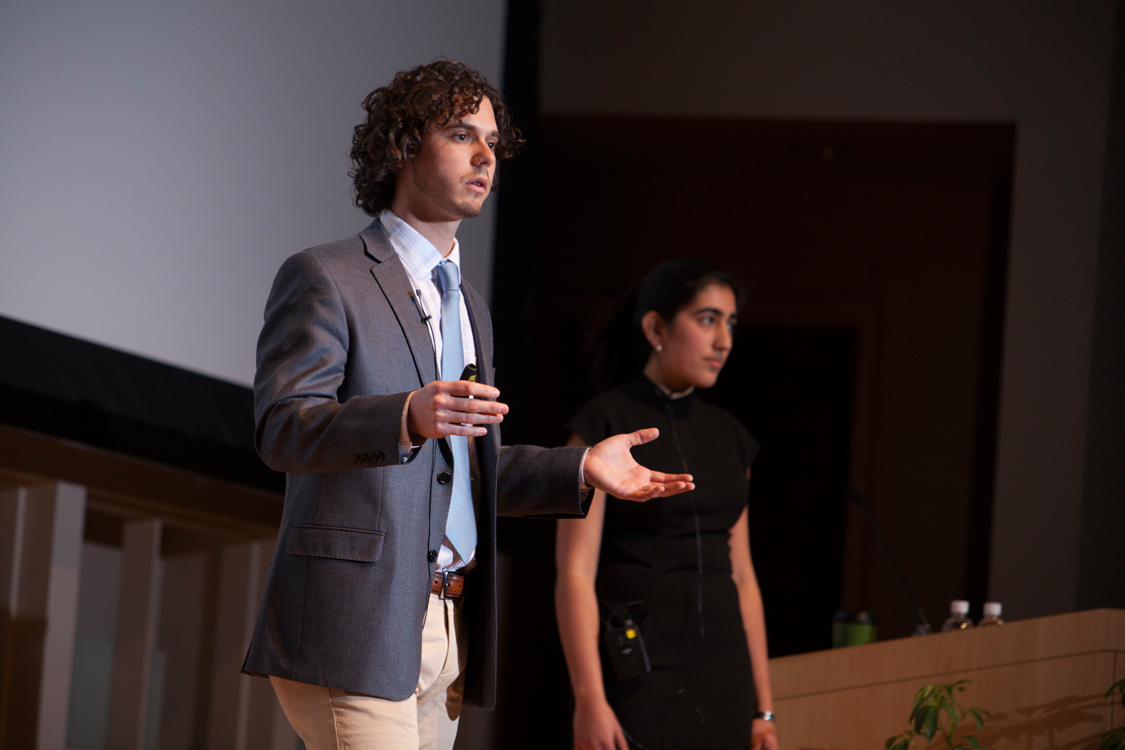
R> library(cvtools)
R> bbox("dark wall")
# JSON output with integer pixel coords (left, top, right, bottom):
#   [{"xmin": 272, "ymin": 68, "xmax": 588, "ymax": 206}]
[
  {"xmin": 539, "ymin": 0, "xmax": 1118, "ymax": 628},
  {"xmin": 1078, "ymin": 0, "xmax": 1125, "ymax": 611},
  {"xmin": 517, "ymin": 115, "xmax": 1013, "ymax": 644},
  {"xmin": 486, "ymin": 110, "xmax": 1014, "ymax": 745},
  {"xmin": 491, "ymin": 0, "xmax": 542, "ymax": 447}
]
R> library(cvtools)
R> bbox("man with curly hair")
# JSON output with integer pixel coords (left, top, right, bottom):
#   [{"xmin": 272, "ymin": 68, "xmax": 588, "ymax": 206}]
[{"xmin": 242, "ymin": 61, "xmax": 692, "ymax": 749}]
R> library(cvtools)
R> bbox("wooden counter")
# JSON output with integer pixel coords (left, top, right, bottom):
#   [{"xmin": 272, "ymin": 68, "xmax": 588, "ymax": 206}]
[{"xmin": 769, "ymin": 608, "xmax": 1125, "ymax": 750}]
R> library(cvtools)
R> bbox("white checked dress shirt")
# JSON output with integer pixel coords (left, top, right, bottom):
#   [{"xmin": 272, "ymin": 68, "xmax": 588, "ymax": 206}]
[{"xmin": 380, "ymin": 209, "xmax": 477, "ymax": 572}]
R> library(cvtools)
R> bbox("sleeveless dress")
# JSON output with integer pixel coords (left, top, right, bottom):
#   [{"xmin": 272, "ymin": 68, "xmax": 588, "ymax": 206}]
[{"xmin": 566, "ymin": 375, "xmax": 760, "ymax": 750}]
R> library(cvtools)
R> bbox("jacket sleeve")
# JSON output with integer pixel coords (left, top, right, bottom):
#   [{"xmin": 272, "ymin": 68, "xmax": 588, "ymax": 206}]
[
  {"xmin": 253, "ymin": 251, "xmax": 417, "ymax": 474},
  {"xmin": 494, "ymin": 444, "xmax": 590, "ymax": 519}
]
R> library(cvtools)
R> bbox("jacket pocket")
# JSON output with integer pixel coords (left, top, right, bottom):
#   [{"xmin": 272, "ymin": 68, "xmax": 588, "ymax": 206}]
[{"xmin": 286, "ymin": 524, "xmax": 385, "ymax": 563}]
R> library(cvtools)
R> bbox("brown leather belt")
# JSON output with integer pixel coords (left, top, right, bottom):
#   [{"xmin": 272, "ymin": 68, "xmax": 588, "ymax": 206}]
[{"xmin": 431, "ymin": 570, "xmax": 466, "ymax": 600}]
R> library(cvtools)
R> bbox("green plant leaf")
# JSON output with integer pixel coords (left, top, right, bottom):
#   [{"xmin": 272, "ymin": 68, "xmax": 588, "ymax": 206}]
[
  {"xmin": 1106, "ymin": 678, "xmax": 1125, "ymax": 709},
  {"xmin": 943, "ymin": 702, "xmax": 962, "ymax": 732},
  {"xmin": 922, "ymin": 707, "xmax": 939, "ymax": 742},
  {"xmin": 911, "ymin": 705, "xmax": 933, "ymax": 738},
  {"xmin": 967, "ymin": 707, "xmax": 989, "ymax": 729},
  {"xmin": 887, "ymin": 734, "xmax": 915, "ymax": 750},
  {"xmin": 1101, "ymin": 727, "xmax": 1125, "ymax": 750},
  {"xmin": 897, "ymin": 680, "xmax": 990, "ymax": 750},
  {"xmin": 909, "ymin": 703, "xmax": 925, "ymax": 732},
  {"xmin": 919, "ymin": 683, "xmax": 943, "ymax": 704}
]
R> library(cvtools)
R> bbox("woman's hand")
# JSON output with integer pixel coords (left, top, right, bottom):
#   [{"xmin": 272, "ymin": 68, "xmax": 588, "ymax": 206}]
[
  {"xmin": 750, "ymin": 717, "xmax": 778, "ymax": 750},
  {"xmin": 573, "ymin": 698, "xmax": 629, "ymax": 750}
]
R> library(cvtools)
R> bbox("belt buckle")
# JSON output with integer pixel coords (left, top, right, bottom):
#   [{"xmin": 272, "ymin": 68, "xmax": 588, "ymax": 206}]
[{"xmin": 437, "ymin": 570, "xmax": 450, "ymax": 600}]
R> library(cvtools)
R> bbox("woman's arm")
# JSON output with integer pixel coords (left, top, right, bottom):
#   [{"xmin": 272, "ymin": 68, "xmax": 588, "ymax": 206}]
[
  {"xmin": 729, "ymin": 489, "xmax": 780, "ymax": 750},
  {"xmin": 556, "ymin": 432, "xmax": 629, "ymax": 750}
]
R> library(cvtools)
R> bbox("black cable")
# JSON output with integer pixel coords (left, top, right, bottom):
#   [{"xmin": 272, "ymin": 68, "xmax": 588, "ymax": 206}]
[
  {"xmin": 659, "ymin": 395, "xmax": 710, "ymax": 737},
  {"xmin": 663, "ymin": 400, "xmax": 706, "ymax": 640}
]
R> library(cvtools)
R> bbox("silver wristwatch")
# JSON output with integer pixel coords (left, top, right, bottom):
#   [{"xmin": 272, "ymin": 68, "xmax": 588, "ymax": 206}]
[{"xmin": 753, "ymin": 710, "xmax": 776, "ymax": 722}]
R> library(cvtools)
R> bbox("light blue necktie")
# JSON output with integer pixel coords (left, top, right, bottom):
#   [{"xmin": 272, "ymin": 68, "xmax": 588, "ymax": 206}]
[{"xmin": 436, "ymin": 260, "xmax": 476, "ymax": 561}]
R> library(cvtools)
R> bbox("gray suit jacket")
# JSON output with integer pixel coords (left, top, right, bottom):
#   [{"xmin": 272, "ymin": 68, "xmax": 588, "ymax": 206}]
[{"xmin": 242, "ymin": 219, "xmax": 587, "ymax": 708}]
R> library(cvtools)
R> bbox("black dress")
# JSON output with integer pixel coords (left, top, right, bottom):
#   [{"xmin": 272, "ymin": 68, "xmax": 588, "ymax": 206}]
[{"xmin": 567, "ymin": 375, "xmax": 760, "ymax": 750}]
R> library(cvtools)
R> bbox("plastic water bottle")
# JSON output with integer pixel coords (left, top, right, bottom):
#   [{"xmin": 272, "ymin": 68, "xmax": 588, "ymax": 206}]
[
  {"xmin": 978, "ymin": 601, "xmax": 1004, "ymax": 627},
  {"xmin": 941, "ymin": 600, "xmax": 974, "ymax": 632}
]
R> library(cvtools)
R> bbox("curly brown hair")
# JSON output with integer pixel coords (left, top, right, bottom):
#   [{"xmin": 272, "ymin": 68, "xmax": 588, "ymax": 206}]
[{"xmin": 349, "ymin": 60, "xmax": 524, "ymax": 216}]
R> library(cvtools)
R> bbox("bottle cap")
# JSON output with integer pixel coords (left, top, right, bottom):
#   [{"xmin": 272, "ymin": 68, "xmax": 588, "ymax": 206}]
[
  {"xmin": 951, "ymin": 599, "xmax": 970, "ymax": 615},
  {"xmin": 983, "ymin": 602, "xmax": 1002, "ymax": 617}
]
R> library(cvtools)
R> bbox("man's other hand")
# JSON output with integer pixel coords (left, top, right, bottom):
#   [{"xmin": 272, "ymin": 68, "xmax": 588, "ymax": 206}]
[
  {"xmin": 407, "ymin": 380, "xmax": 508, "ymax": 439},
  {"xmin": 583, "ymin": 428, "xmax": 694, "ymax": 502}
]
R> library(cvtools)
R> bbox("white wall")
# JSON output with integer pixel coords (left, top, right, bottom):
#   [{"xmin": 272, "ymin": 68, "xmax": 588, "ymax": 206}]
[
  {"xmin": 540, "ymin": 0, "xmax": 1117, "ymax": 620},
  {"xmin": 0, "ymin": 0, "xmax": 507, "ymax": 386}
]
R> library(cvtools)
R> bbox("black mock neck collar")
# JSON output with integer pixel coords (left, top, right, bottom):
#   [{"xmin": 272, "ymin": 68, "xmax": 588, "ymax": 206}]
[{"xmin": 626, "ymin": 373, "xmax": 697, "ymax": 418}]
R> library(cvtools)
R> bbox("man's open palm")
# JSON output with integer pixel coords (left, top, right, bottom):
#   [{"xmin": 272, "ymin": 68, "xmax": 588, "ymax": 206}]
[{"xmin": 583, "ymin": 428, "xmax": 694, "ymax": 501}]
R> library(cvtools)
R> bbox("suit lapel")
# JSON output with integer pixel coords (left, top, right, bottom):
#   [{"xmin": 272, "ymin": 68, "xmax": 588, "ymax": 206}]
[
  {"xmin": 462, "ymin": 285, "xmax": 491, "ymax": 385},
  {"xmin": 360, "ymin": 220, "xmax": 438, "ymax": 386},
  {"xmin": 463, "ymin": 282, "xmax": 499, "ymax": 500}
]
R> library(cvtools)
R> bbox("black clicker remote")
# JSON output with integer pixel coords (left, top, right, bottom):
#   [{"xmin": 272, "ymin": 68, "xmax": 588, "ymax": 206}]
[{"xmin": 458, "ymin": 364, "xmax": 480, "ymax": 427}]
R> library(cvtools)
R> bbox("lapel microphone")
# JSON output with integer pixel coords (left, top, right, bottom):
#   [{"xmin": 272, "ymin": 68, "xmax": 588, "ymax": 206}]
[
  {"xmin": 409, "ymin": 288, "xmax": 440, "ymax": 377},
  {"xmin": 408, "ymin": 289, "xmax": 431, "ymax": 323}
]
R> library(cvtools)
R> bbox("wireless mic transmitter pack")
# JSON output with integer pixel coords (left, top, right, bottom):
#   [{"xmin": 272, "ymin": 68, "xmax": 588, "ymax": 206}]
[{"xmin": 602, "ymin": 604, "xmax": 651, "ymax": 682}]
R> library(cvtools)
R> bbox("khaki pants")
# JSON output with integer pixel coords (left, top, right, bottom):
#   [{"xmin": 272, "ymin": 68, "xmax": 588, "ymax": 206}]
[{"xmin": 270, "ymin": 593, "xmax": 465, "ymax": 750}]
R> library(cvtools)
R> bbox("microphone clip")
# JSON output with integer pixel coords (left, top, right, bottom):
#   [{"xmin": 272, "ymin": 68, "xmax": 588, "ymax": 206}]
[{"xmin": 408, "ymin": 289, "xmax": 432, "ymax": 324}]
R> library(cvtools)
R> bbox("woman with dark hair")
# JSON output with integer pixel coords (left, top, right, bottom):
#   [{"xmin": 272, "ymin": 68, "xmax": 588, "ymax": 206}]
[{"xmin": 556, "ymin": 259, "xmax": 779, "ymax": 750}]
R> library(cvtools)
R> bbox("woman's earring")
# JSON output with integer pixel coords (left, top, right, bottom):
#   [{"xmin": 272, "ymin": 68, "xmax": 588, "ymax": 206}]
[{"xmin": 655, "ymin": 344, "xmax": 663, "ymax": 352}]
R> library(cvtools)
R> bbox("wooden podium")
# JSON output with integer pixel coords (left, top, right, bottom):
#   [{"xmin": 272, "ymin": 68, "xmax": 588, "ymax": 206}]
[{"xmin": 769, "ymin": 608, "xmax": 1125, "ymax": 750}]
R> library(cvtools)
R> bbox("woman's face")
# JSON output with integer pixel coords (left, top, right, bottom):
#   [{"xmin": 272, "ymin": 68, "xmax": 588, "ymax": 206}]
[{"xmin": 644, "ymin": 283, "xmax": 738, "ymax": 392}]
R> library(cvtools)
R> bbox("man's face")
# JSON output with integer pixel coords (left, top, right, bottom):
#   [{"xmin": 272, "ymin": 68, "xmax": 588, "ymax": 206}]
[{"xmin": 395, "ymin": 96, "xmax": 499, "ymax": 223}]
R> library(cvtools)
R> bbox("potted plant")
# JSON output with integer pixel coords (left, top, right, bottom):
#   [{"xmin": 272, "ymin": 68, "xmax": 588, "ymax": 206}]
[
  {"xmin": 886, "ymin": 680, "xmax": 990, "ymax": 750},
  {"xmin": 1103, "ymin": 678, "xmax": 1125, "ymax": 750}
]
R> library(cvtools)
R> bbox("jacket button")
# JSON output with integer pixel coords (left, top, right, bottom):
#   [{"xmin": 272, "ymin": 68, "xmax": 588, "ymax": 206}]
[
  {"xmin": 354, "ymin": 455, "xmax": 361, "ymax": 464},
  {"xmin": 436, "ymin": 472, "xmax": 452, "ymax": 485},
  {"xmin": 428, "ymin": 549, "xmax": 438, "ymax": 562},
  {"xmin": 373, "ymin": 451, "xmax": 384, "ymax": 463}
]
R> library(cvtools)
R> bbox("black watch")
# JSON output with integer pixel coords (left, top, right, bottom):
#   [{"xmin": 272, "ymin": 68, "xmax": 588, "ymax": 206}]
[{"xmin": 753, "ymin": 710, "xmax": 776, "ymax": 723}]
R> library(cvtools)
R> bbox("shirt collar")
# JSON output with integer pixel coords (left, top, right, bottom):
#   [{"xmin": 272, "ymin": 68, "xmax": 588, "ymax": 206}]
[{"xmin": 379, "ymin": 209, "xmax": 462, "ymax": 284}]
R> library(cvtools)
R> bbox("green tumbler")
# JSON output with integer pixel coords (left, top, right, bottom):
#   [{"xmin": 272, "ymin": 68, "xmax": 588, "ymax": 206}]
[{"xmin": 832, "ymin": 611, "xmax": 877, "ymax": 647}]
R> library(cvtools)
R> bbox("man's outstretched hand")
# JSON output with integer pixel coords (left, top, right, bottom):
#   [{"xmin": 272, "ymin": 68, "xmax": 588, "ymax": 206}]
[{"xmin": 583, "ymin": 428, "xmax": 694, "ymax": 501}]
